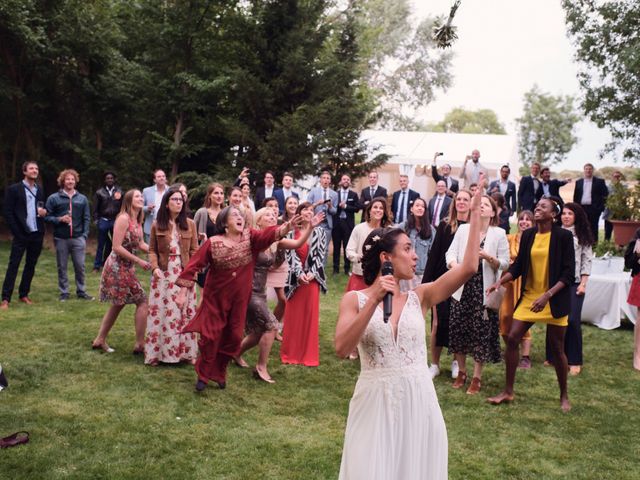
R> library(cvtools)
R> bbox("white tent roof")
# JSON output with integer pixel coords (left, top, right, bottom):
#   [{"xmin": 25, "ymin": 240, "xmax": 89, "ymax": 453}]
[{"xmin": 362, "ymin": 129, "xmax": 520, "ymax": 172}]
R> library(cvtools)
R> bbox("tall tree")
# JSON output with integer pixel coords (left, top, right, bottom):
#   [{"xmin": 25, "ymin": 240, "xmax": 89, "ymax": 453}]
[
  {"xmin": 562, "ymin": 0, "xmax": 640, "ymax": 160},
  {"xmin": 427, "ymin": 107, "xmax": 506, "ymax": 134},
  {"xmin": 516, "ymin": 85, "xmax": 580, "ymax": 169},
  {"xmin": 355, "ymin": 0, "xmax": 453, "ymax": 130}
]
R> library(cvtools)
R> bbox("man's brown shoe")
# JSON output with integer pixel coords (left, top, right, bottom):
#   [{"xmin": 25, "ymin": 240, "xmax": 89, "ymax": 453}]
[
  {"xmin": 19, "ymin": 297, "xmax": 34, "ymax": 305},
  {"xmin": 0, "ymin": 300, "xmax": 8, "ymax": 310}
]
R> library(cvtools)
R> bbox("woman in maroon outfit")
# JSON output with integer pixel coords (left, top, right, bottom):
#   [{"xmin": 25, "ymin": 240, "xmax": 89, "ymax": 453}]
[{"xmin": 175, "ymin": 206, "xmax": 300, "ymax": 391}]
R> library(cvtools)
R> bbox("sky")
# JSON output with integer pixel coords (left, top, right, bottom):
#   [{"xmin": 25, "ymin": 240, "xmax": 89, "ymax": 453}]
[{"xmin": 409, "ymin": 0, "xmax": 620, "ymax": 171}]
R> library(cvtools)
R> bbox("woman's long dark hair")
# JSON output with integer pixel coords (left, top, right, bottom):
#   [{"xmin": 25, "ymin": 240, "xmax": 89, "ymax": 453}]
[
  {"xmin": 156, "ymin": 187, "xmax": 189, "ymax": 231},
  {"xmin": 363, "ymin": 197, "xmax": 391, "ymax": 227},
  {"xmin": 361, "ymin": 227, "xmax": 407, "ymax": 285},
  {"xmin": 406, "ymin": 197, "xmax": 432, "ymax": 240},
  {"xmin": 563, "ymin": 202, "xmax": 594, "ymax": 246}
]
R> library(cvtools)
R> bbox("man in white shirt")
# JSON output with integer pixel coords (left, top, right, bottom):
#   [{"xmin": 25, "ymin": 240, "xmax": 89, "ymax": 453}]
[
  {"xmin": 274, "ymin": 171, "xmax": 299, "ymax": 214},
  {"xmin": 488, "ymin": 165, "xmax": 517, "ymax": 216},
  {"xmin": 391, "ymin": 175, "xmax": 419, "ymax": 224},
  {"xmin": 460, "ymin": 149, "xmax": 489, "ymax": 189},
  {"xmin": 332, "ymin": 174, "xmax": 360, "ymax": 274},
  {"xmin": 573, "ymin": 163, "xmax": 608, "ymax": 243},
  {"xmin": 428, "ymin": 181, "xmax": 452, "ymax": 227},
  {"xmin": 255, "ymin": 171, "xmax": 276, "ymax": 208},
  {"xmin": 142, "ymin": 169, "xmax": 167, "ymax": 242}
]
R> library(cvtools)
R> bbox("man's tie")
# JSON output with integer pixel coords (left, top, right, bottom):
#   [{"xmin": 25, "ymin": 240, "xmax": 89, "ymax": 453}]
[
  {"xmin": 370, "ymin": 187, "xmax": 375, "ymax": 199},
  {"xmin": 397, "ymin": 191, "xmax": 406, "ymax": 223},
  {"xmin": 432, "ymin": 197, "xmax": 441, "ymax": 226}
]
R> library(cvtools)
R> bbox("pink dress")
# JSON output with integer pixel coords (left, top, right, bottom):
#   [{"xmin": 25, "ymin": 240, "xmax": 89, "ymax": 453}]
[{"xmin": 145, "ymin": 228, "xmax": 198, "ymax": 365}]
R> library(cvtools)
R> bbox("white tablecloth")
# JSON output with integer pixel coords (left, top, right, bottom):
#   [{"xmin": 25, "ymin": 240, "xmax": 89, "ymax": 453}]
[{"xmin": 582, "ymin": 272, "xmax": 637, "ymax": 330}]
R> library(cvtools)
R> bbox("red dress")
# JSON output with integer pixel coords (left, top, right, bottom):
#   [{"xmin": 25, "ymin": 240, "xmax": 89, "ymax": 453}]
[
  {"xmin": 176, "ymin": 226, "xmax": 278, "ymax": 385},
  {"xmin": 280, "ymin": 241, "xmax": 320, "ymax": 366}
]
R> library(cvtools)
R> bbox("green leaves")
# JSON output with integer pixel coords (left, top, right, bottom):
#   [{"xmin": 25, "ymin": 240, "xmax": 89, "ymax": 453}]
[{"xmin": 516, "ymin": 85, "xmax": 580, "ymax": 168}]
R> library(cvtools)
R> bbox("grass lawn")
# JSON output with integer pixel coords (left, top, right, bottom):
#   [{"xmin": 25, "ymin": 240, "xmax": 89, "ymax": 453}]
[{"xmin": 0, "ymin": 239, "xmax": 638, "ymax": 479}]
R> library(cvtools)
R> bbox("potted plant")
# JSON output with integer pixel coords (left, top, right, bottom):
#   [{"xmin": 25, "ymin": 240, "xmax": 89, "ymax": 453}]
[{"xmin": 606, "ymin": 181, "xmax": 640, "ymax": 246}]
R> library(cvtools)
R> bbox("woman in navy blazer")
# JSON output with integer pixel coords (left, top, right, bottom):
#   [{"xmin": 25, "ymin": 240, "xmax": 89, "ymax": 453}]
[{"xmin": 487, "ymin": 197, "xmax": 575, "ymax": 411}]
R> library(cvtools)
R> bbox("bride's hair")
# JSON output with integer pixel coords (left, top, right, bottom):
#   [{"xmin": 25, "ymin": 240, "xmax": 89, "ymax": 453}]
[{"xmin": 361, "ymin": 227, "xmax": 406, "ymax": 286}]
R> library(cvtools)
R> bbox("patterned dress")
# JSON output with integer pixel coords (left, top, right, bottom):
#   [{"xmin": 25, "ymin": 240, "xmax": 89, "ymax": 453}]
[
  {"xmin": 448, "ymin": 242, "xmax": 501, "ymax": 364},
  {"xmin": 176, "ymin": 226, "xmax": 279, "ymax": 385},
  {"xmin": 145, "ymin": 228, "xmax": 198, "ymax": 365},
  {"xmin": 99, "ymin": 218, "xmax": 146, "ymax": 305},
  {"xmin": 246, "ymin": 249, "xmax": 279, "ymax": 335}
]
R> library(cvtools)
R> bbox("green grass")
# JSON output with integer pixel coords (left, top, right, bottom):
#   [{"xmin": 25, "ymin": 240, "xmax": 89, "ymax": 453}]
[{"xmin": 1, "ymin": 240, "xmax": 639, "ymax": 479}]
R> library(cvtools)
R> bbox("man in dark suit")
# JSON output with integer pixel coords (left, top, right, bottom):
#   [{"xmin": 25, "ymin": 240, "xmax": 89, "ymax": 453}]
[
  {"xmin": 1, "ymin": 161, "xmax": 47, "ymax": 309},
  {"xmin": 254, "ymin": 170, "xmax": 276, "ymax": 210},
  {"xmin": 428, "ymin": 180, "xmax": 452, "ymax": 227},
  {"xmin": 332, "ymin": 174, "xmax": 360, "ymax": 274},
  {"xmin": 488, "ymin": 165, "xmax": 517, "ymax": 215},
  {"xmin": 359, "ymin": 171, "xmax": 388, "ymax": 208},
  {"xmin": 539, "ymin": 167, "xmax": 571, "ymax": 198},
  {"xmin": 430, "ymin": 152, "xmax": 459, "ymax": 195},
  {"xmin": 573, "ymin": 163, "xmax": 608, "ymax": 243},
  {"xmin": 391, "ymin": 175, "xmax": 420, "ymax": 224},
  {"xmin": 273, "ymin": 171, "xmax": 299, "ymax": 215},
  {"xmin": 518, "ymin": 161, "xmax": 541, "ymax": 212}
]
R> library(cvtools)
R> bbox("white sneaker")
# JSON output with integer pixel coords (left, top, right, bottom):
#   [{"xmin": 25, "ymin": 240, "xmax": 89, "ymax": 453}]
[
  {"xmin": 451, "ymin": 360, "xmax": 459, "ymax": 379},
  {"xmin": 429, "ymin": 364, "xmax": 441, "ymax": 379}
]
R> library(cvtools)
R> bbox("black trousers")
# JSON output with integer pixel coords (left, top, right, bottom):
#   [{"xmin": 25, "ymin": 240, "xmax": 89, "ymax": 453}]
[
  {"xmin": 2, "ymin": 232, "xmax": 44, "ymax": 302},
  {"xmin": 604, "ymin": 219, "xmax": 613, "ymax": 241},
  {"xmin": 546, "ymin": 283, "xmax": 584, "ymax": 365},
  {"xmin": 332, "ymin": 217, "xmax": 353, "ymax": 273},
  {"xmin": 432, "ymin": 299, "xmax": 451, "ymax": 348},
  {"xmin": 581, "ymin": 204, "xmax": 601, "ymax": 244}
]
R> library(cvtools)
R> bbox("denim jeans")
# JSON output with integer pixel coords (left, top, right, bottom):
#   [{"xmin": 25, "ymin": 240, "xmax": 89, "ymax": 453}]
[{"xmin": 94, "ymin": 218, "xmax": 114, "ymax": 269}]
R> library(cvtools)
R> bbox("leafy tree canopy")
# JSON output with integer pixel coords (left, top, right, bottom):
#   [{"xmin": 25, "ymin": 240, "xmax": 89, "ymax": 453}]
[
  {"xmin": 562, "ymin": 0, "xmax": 640, "ymax": 160},
  {"xmin": 426, "ymin": 107, "xmax": 506, "ymax": 135},
  {"xmin": 516, "ymin": 85, "xmax": 580, "ymax": 169}
]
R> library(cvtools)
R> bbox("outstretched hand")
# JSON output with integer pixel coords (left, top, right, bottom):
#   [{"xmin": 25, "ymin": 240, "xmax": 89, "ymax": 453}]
[
  {"xmin": 486, "ymin": 281, "xmax": 501, "ymax": 296},
  {"xmin": 311, "ymin": 212, "xmax": 325, "ymax": 228},
  {"xmin": 283, "ymin": 214, "xmax": 304, "ymax": 234}
]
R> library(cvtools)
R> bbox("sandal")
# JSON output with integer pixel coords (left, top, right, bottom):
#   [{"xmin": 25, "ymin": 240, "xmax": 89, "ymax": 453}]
[{"xmin": 0, "ymin": 431, "xmax": 29, "ymax": 449}]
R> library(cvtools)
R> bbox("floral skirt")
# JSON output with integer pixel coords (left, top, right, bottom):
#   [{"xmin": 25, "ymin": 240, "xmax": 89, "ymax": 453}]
[{"xmin": 144, "ymin": 255, "xmax": 198, "ymax": 364}]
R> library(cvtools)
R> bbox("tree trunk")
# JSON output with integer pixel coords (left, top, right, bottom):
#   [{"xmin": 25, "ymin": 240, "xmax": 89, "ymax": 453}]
[{"xmin": 171, "ymin": 112, "xmax": 185, "ymax": 179}]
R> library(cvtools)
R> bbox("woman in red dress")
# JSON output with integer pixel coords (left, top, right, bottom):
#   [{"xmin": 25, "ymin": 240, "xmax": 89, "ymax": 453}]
[
  {"xmin": 175, "ymin": 205, "xmax": 300, "ymax": 391},
  {"xmin": 280, "ymin": 202, "xmax": 327, "ymax": 366}
]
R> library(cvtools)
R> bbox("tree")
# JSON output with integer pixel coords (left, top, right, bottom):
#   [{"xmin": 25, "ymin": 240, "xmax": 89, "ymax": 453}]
[
  {"xmin": 562, "ymin": 1, "xmax": 640, "ymax": 160},
  {"xmin": 355, "ymin": 0, "xmax": 453, "ymax": 130},
  {"xmin": 427, "ymin": 107, "xmax": 506, "ymax": 134},
  {"xmin": 515, "ymin": 85, "xmax": 580, "ymax": 169}
]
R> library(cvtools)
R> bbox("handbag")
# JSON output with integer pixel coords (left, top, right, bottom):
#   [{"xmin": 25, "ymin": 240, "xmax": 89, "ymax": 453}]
[{"xmin": 485, "ymin": 286, "xmax": 506, "ymax": 312}]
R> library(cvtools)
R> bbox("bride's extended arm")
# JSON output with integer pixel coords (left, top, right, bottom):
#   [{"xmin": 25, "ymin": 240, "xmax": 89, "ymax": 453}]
[
  {"xmin": 335, "ymin": 275, "xmax": 395, "ymax": 357},
  {"xmin": 415, "ymin": 183, "xmax": 483, "ymax": 308}
]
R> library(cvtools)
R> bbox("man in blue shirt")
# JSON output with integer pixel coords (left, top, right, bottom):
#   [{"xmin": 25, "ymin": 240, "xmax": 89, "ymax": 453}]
[{"xmin": 1, "ymin": 161, "xmax": 47, "ymax": 309}]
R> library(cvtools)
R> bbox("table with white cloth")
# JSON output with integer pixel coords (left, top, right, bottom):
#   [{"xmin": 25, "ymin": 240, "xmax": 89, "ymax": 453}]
[{"xmin": 582, "ymin": 270, "xmax": 638, "ymax": 330}]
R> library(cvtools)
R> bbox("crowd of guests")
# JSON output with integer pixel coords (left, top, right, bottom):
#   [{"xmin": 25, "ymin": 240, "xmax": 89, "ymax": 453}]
[
  {"xmin": 3, "ymin": 155, "xmax": 640, "ymax": 477},
  {"xmin": 2, "ymin": 157, "xmax": 639, "ymax": 393}
]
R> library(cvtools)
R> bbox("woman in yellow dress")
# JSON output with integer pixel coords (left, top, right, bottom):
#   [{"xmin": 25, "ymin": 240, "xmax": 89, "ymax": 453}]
[
  {"xmin": 499, "ymin": 210, "xmax": 534, "ymax": 368},
  {"xmin": 487, "ymin": 197, "xmax": 575, "ymax": 412}
]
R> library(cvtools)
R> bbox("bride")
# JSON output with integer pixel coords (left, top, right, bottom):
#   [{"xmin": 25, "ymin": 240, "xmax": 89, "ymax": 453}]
[{"xmin": 335, "ymin": 185, "xmax": 482, "ymax": 479}]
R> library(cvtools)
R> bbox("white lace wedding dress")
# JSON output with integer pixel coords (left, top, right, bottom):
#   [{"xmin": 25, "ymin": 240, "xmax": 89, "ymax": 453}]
[{"xmin": 339, "ymin": 290, "xmax": 447, "ymax": 480}]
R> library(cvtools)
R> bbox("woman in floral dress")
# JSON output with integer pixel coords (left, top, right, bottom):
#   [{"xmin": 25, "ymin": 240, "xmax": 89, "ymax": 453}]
[
  {"xmin": 145, "ymin": 187, "xmax": 199, "ymax": 366},
  {"xmin": 93, "ymin": 190, "xmax": 151, "ymax": 353}
]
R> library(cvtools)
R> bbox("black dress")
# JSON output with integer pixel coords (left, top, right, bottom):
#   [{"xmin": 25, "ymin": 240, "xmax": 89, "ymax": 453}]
[
  {"xmin": 422, "ymin": 220, "xmax": 466, "ymax": 347},
  {"xmin": 448, "ymin": 243, "xmax": 501, "ymax": 364}
]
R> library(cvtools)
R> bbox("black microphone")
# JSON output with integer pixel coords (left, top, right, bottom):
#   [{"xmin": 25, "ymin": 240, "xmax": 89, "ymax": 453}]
[{"xmin": 381, "ymin": 261, "xmax": 393, "ymax": 323}]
